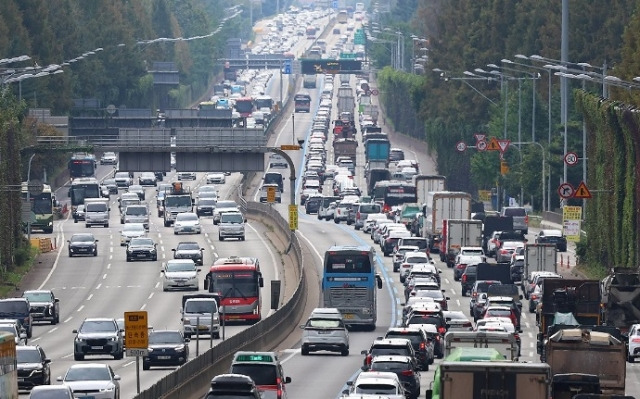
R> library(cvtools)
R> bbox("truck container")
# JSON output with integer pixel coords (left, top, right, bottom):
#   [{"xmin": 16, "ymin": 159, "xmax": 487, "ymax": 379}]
[
  {"xmin": 481, "ymin": 215, "xmax": 514, "ymax": 253},
  {"xmin": 422, "ymin": 191, "xmax": 472, "ymax": 253},
  {"xmin": 444, "ymin": 330, "xmax": 519, "ymax": 360},
  {"xmin": 524, "ymin": 243, "xmax": 558, "ymax": 285},
  {"xmin": 338, "ymin": 96, "xmax": 355, "ymax": 115},
  {"xmin": 536, "ymin": 279, "xmax": 601, "ymax": 356},
  {"xmin": 545, "ymin": 328, "xmax": 626, "ymax": 395},
  {"xmin": 601, "ymin": 267, "xmax": 640, "ymax": 334},
  {"xmin": 333, "ymin": 138, "xmax": 358, "ymax": 163},
  {"xmin": 428, "ymin": 361, "xmax": 550, "ymax": 399},
  {"xmin": 364, "ymin": 138, "xmax": 390, "ymax": 163},
  {"xmin": 413, "ymin": 175, "xmax": 446, "ymax": 208},
  {"xmin": 476, "ymin": 262, "xmax": 511, "ymax": 284},
  {"xmin": 302, "ymin": 74, "xmax": 317, "ymax": 88},
  {"xmin": 338, "ymin": 87, "xmax": 353, "ymax": 97},
  {"xmin": 439, "ymin": 219, "xmax": 483, "ymax": 267}
]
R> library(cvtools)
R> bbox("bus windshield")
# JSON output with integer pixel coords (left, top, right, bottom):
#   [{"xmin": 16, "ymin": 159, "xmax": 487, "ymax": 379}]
[
  {"xmin": 211, "ymin": 271, "xmax": 260, "ymax": 298},
  {"xmin": 325, "ymin": 253, "xmax": 372, "ymax": 273},
  {"xmin": 70, "ymin": 184, "xmax": 101, "ymax": 206},
  {"xmin": 294, "ymin": 93, "xmax": 311, "ymax": 113}
]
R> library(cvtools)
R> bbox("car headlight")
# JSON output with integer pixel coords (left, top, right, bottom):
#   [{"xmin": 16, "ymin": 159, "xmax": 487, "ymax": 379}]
[
  {"xmin": 100, "ymin": 385, "xmax": 114, "ymax": 392},
  {"xmin": 183, "ymin": 319, "xmax": 191, "ymax": 325},
  {"xmin": 148, "ymin": 348, "xmax": 154, "ymax": 353},
  {"xmin": 150, "ymin": 248, "xmax": 157, "ymax": 253},
  {"xmin": 174, "ymin": 345, "xmax": 185, "ymax": 352}
]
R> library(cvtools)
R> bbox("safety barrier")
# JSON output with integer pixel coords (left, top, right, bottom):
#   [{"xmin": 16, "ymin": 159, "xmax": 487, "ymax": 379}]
[{"xmin": 30, "ymin": 238, "xmax": 53, "ymax": 253}]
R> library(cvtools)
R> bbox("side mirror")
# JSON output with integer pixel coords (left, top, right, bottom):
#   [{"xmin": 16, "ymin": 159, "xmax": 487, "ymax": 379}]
[
  {"xmin": 361, "ymin": 350, "xmax": 367, "ymax": 355},
  {"xmin": 171, "ymin": 249, "xmax": 176, "ymax": 252},
  {"xmin": 54, "ymin": 298, "xmax": 60, "ymax": 303},
  {"xmin": 114, "ymin": 375, "xmax": 121, "ymax": 381},
  {"xmin": 284, "ymin": 377, "xmax": 292, "ymax": 384},
  {"xmin": 72, "ymin": 329, "xmax": 78, "ymax": 334},
  {"xmin": 56, "ymin": 376, "xmax": 63, "ymax": 382}
]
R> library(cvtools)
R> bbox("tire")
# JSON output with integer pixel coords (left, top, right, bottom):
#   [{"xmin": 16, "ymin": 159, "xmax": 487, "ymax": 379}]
[
  {"xmin": 301, "ymin": 345, "xmax": 309, "ymax": 356},
  {"xmin": 53, "ymin": 314, "xmax": 59, "ymax": 325},
  {"xmin": 341, "ymin": 347, "xmax": 349, "ymax": 356},
  {"xmin": 27, "ymin": 328, "xmax": 32, "ymax": 338},
  {"xmin": 93, "ymin": 250, "xmax": 98, "ymax": 257},
  {"xmin": 114, "ymin": 350, "xmax": 124, "ymax": 360},
  {"xmin": 355, "ymin": 226, "xmax": 360, "ymax": 230},
  {"xmin": 219, "ymin": 235, "xmax": 224, "ymax": 241},
  {"xmin": 334, "ymin": 219, "xmax": 339, "ymax": 224},
  {"xmin": 69, "ymin": 252, "xmax": 73, "ymax": 257},
  {"xmin": 126, "ymin": 257, "xmax": 131, "ymax": 262},
  {"xmin": 152, "ymin": 255, "xmax": 158, "ymax": 261},
  {"xmin": 74, "ymin": 353, "xmax": 84, "ymax": 361},
  {"xmin": 241, "ymin": 236, "xmax": 245, "ymax": 241},
  {"xmin": 214, "ymin": 332, "xmax": 220, "ymax": 339},
  {"xmin": 393, "ymin": 265, "xmax": 399, "ymax": 272},
  {"xmin": 104, "ymin": 223, "xmax": 109, "ymax": 228},
  {"xmin": 164, "ymin": 221, "xmax": 170, "ymax": 227},
  {"xmin": 629, "ymin": 354, "xmax": 635, "ymax": 363},
  {"xmin": 143, "ymin": 362, "xmax": 150, "ymax": 370},
  {"xmin": 461, "ymin": 287, "xmax": 467, "ymax": 297},
  {"xmin": 74, "ymin": 219, "xmax": 78, "ymax": 223}
]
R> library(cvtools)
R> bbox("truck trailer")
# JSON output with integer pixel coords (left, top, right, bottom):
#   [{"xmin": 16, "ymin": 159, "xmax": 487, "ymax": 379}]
[{"xmin": 422, "ymin": 191, "xmax": 472, "ymax": 253}]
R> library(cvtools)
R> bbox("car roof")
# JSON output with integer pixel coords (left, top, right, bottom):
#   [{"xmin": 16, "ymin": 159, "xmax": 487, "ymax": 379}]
[
  {"xmin": 370, "ymin": 355, "xmax": 414, "ymax": 363},
  {"xmin": 67, "ymin": 362, "xmax": 111, "ymax": 370},
  {"xmin": 371, "ymin": 338, "xmax": 412, "ymax": 346}
]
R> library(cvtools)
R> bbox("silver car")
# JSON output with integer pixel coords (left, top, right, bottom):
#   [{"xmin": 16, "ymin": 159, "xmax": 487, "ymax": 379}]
[{"xmin": 300, "ymin": 310, "xmax": 349, "ymax": 356}]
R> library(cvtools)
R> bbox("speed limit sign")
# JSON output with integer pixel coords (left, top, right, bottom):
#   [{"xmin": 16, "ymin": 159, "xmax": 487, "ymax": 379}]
[
  {"xmin": 455, "ymin": 141, "xmax": 467, "ymax": 153},
  {"xmin": 564, "ymin": 152, "xmax": 579, "ymax": 166}
]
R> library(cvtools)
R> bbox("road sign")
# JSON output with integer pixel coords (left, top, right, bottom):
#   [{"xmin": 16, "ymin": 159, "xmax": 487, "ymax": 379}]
[
  {"xmin": 476, "ymin": 140, "xmax": 488, "ymax": 151},
  {"xmin": 332, "ymin": 0, "xmax": 338, "ymax": 8},
  {"xmin": 280, "ymin": 144, "xmax": 300, "ymax": 150},
  {"xmin": 574, "ymin": 181, "xmax": 592, "ymax": 199},
  {"xmin": 300, "ymin": 59, "xmax": 362, "ymax": 74},
  {"xmin": 500, "ymin": 160, "xmax": 509, "ymax": 175},
  {"xmin": 370, "ymin": 89, "xmax": 379, "ymax": 96},
  {"xmin": 558, "ymin": 182, "xmax": 575, "ymax": 199},
  {"xmin": 564, "ymin": 152, "xmax": 579, "ymax": 166},
  {"xmin": 289, "ymin": 205, "xmax": 298, "ymax": 230},
  {"xmin": 455, "ymin": 141, "xmax": 467, "ymax": 153},
  {"xmin": 340, "ymin": 53, "xmax": 357, "ymax": 59},
  {"xmin": 283, "ymin": 59, "xmax": 292, "ymax": 74},
  {"xmin": 487, "ymin": 137, "xmax": 500, "ymax": 151},
  {"xmin": 124, "ymin": 311, "xmax": 149, "ymax": 354},
  {"xmin": 267, "ymin": 186, "xmax": 276, "ymax": 203},
  {"xmin": 497, "ymin": 139, "xmax": 510, "ymax": 153},
  {"xmin": 474, "ymin": 133, "xmax": 487, "ymax": 142}
]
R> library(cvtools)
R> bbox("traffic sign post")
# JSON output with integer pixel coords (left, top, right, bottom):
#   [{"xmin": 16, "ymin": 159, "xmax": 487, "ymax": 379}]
[
  {"xmin": 487, "ymin": 137, "xmax": 501, "ymax": 151},
  {"xmin": 558, "ymin": 182, "xmax": 575, "ymax": 199},
  {"xmin": 500, "ymin": 160, "xmax": 509, "ymax": 175},
  {"xmin": 125, "ymin": 311, "xmax": 149, "ymax": 394},
  {"xmin": 455, "ymin": 141, "xmax": 467, "ymax": 153},
  {"xmin": 574, "ymin": 181, "xmax": 592, "ymax": 199},
  {"xmin": 564, "ymin": 152, "xmax": 579, "ymax": 166},
  {"xmin": 497, "ymin": 139, "xmax": 510, "ymax": 153},
  {"xmin": 282, "ymin": 60, "xmax": 292, "ymax": 74},
  {"xmin": 476, "ymin": 140, "xmax": 488, "ymax": 151},
  {"xmin": 289, "ymin": 205, "xmax": 298, "ymax": 230}
]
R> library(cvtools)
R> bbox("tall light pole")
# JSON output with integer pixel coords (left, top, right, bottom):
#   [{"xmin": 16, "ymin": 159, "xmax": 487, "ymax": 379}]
[{"xmin": 26, "ymin": 153, "xmax": 36, "ymax": 241}]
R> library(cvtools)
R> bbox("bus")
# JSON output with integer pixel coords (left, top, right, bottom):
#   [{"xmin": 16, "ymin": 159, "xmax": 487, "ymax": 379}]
[
  {"xmin": 21, "ymin": 182, "xmax": 55, "ymax": 234},
  {"xmin": 254, "ymin": 95, "xmax": 274, "ymax": 112},
  {"xmin": 234, "ymin": 97, "xmax": 255, "ymax": 117},
  {"xmin": 0, "ymin": 332, "xmax": 18, "ymax": 399},
  {"xmin": 337, "ymin": 10, "xmax": 348, "ymax": 24},
  {"xmin": 68, "ymin": 177, "xmax": 101, "ymax": 209},
  {"xmin": 203, "ymin": 256, "xmax": 264, "ymax": 323},
  {"xmin": 322, "ymin": 245, "xmax": 382, "ymax": 329},
  {"xmin": 68, "ymin": 153, "xmax": 96, "ymax": 179},
  {"xmin": 294, "ymin": 92, "xmax": 312, "ymax": 113},
  {"xmin": 372, "ymin": 180, "xmax": 418, "ymax": 212}
]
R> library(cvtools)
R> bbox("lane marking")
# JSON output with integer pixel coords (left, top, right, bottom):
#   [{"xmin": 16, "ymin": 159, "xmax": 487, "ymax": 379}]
[
  {"xmin": 87, "ymin": 294, "xmax": 93, "ymax": 301},
  {"xmin": 102, "ymin": 273, "xmax": 107, "ymax": 280},
  {"xmin": 77, "ymin": 305, "xmax": 84, "ymax": 312},
  {"xmin": 64, "ymin": 317, "xmax": 73, "ymax": 323}
]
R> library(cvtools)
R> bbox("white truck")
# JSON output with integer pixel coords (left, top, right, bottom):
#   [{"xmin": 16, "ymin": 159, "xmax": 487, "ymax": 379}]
[
  {"xmin": 412, "ymin": 175, "xmax": 446, "ymax": 207},
  {"xmin": 181, "ymin": 294, "xmax": 220, "ymax": 339},
  {"xmin": 523, "ymin": 243, "xmax": 557, "ymax": 283},
  {"xmin": 422, "ymin": 191, "xmax": 472, "ymax": 253},
  {"xmin": 439, "ymin": 219, "xmax": 483, "ymax": 267}
]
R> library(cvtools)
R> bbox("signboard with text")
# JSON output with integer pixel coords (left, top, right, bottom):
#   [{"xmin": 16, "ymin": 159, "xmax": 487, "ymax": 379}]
[
  {"xmin": 562, "ymin": 206, "xmax": 583, "ymax": 242},
  {"xmin": 124, "ymin": 311, "xmax": 149, "ymax": 357}
]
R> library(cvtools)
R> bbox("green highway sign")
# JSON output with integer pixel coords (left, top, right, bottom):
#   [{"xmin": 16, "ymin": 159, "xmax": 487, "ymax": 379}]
[{"xmin": 340, "ymin": 53, "xmax": 356, "ymax": 59}]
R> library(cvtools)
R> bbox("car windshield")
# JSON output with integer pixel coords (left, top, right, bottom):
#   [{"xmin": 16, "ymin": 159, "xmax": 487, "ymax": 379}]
[
  {"xmin": 64, "ymin": 367, "xmax": 111, "ymax": 382},
  {"xmin": 230, "ymin": 364, "xmax": 278, "ymax": 386},
  {"xmin": 177, "ymin": 243, "xmax": 200, "ymax": 250},
  {"xmin": 126, "ymin": 207, "xmax": 147, "ymax": 216},
  {"xmin": 123, "ymin": 224, "xmax": 145, "ymax": 233},
  {"xmin": 487, "ymin": 309, "xmax": 512, "ymax": 317},
  {"xmin": 79, "ymin": 320, "xmax": 116, "ymax": 333},
  {"xmin": 385, "ymin": 332, "xmax": 422, "ymax": 346},
  {"xmin": 131, "ymin": 238, "xmax": 154, "ymax": 246},
  {"xmin": 408, "ymin": 315, "xmax": 444, "ymax": 328},
  {"xmin": 406, "ymin": 256, "xmax": 428, "ymax": 263},
  {"xmin": 115, "ymin": 172, "xmax": 129, "ymax": 179},
  {"xmin": 149, "ymin": 331, "xmax": 183, "ymax": 344},
  {"xmin": 185, "ymin": 301, "xmax": 218, "ymax": 314},
  {"xmin": 17, "ymin": 348, "xmax": 41, "ymax": 363},
  {"xmin": 177, "ymin": 213, "xmax": 198, "ymax": 222},
  {"xmin": 23, "ymin": 292, "xmax": 52, "ymax": 302},
  {"xmin": 199, "ymin": 199, "xmax": 217, "ymax": 205},
  {"xmin": 71, "ymin": 235, "xmax": 94, "ymax": 243},
  {"xmin": 216, "ymin": 201, "xmax": 238, "ymax": 210},
  {"xmin": 221, "ymin": 213, "xmax": 244, "ymax": 223},
  {"xmin": 166, "ymin": 262, "xmax": 196, "ymax": 272},
  {"xmin": 355, "ymin": 384, "xmax": 398, "ymax": 395},
  {"xmin": 306, "ymin": 318, "xmax": 343, "ymax": 329},
  {"xmin": 370, "ymin": 361, "xmax": 410, "ymax": 372}
]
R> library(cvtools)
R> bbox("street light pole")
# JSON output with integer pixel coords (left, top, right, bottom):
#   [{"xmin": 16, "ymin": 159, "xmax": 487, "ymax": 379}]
[{"xmin": 26, "ymin": 153, "xmax": 36, "ymax": 241}]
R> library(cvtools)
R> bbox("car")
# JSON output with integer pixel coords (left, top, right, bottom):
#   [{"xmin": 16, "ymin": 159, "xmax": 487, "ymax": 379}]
[
  {"xmin": 206, "ymin": 172, "xmax": 226, "ymax": 184},
  {"xmin": 361, "ymin": 338, "xmax": 417, "ymax": 371},
  {"xmin": 114, "ymin": 171, "xmax": 132, "ymax": 187},
  {"xmin": 0, "ymin": 322, "xmax": 27, "ymax": 345},
  {"xmin": 137, "ymin": 172, "xmax": 157, "ymax": 186},
  {"xmin": 196, "ymin": 198, "xmax": 217, "ymax": 217},
  {"xmin": 393, "ymin": 245, "xmax": 420, "ymax": 272},
  {"xmin": 524, "ymin": 271, "xmax": 562, "ymax": 299},
  {"xmin": 101, "ymin": 179, "xmax": 118, "ymax": 195},
  {"xmin": 72, "ymin": 204, "xmax": 86, "ymax": 222},
  {"xmin": 229, "ymin": 351, "xmax": 292, "ymax": 398},
  {"xmin": 172, "ymin": 241, "xmax": 204, "ymax": 266},
  {"xmin": 501, "ymin": 206, "xmax": 528, "ymax": 234},
  {"xmin": 162, "ymin": 259, "xmax": 200, "ymax": 291},
  {"xmin": 300, "ymin": 188, "xmax": 320, "ymax": 206},
  {"xmin": 28, "ymin": 385, "xmax": 75, "ymax": 399},
  {"xmin": 17, "ymin": 345, "xmax": 51, "ymax": 389},
  {"xmin": 469, "ymin": 280, "xmax": 502, "ymax": 315},
  {"xmin": 57, "ymin": 363, "xmax": 121, "ymax": 399},
  {"xmin": 72, "ymin": 318, "xmax": 124, "ymax": 360},
  {"xmin": 126, "ymin": 237, "xmax": 158, "ymax": 262},
  {"xmin": 304, "ymin": 195, "xmax": 323, "ymax": 214},
  {"xmin": 174, "ymin": 212, "xmax": 201, "ymax": 234},
  {"xmin": 196, "ymin": 185, "xmax": 218, "ymax": 198},
  {"xmin": 127, "ymin": 184, "xmax": 146, "ymax": 201},
  {"xmin": 443, "ymin": 310, "xmax": 473, "ymax": 331},
  {"xmin": 536, "ymin": 229, "xmax": 568, "ymax": 252},
  {"xmin": 368, "ymin": 356, "xmax": 421, "ymax": 399},
  {"xmin": 120, "ymin": 204, "xmax": 149, "ymax": 228},
  {"xmin": 218, "ymin": 211, "xmax": 246, "ymax": 241},
  {"xmin": 299, "ymin": 311, "xmax": 349, "ymax": 356},
  {"xmin": 453, "ymin": 255, "xmax": 484, "ymax": 281},
  {"xmin": 384, "ymin": 326, "xmax": 433, "ymax": 370},
  {"xmin": 347, "ymin": 371, "xmax": 407, "ymax": 398},
  {"xmin": 100, "ymin": 152, "xmax": 117, "ymax": 165},
  {"xmin": 485, "ymin": 295, "xmax": 522, "ymax": 330},
  {"xmin": 68, "ymin": 233, "xmax": 98, "ymax": 257},
  {"xmin": 142, "ymin": 329, "xmax": 190, "ymax": 370},
  {"xmin": 509, "ymin": 255, "xmax": 525, "ymax": 282},
  {"xmin": 628, "ymin": 324, "xmax": 640, "ymax": 362},
  {"xmin": 399, "ymin": 252, "xmax": 432, "ymax": 283},
  {"xmin": 213, "ymin": 200, "xmax": 239, "ymax": 224},
  {"xmin": 495, "ymin": 240, "xmax": 525, "ymax": 263},
  {"xmin": 205, "ymin": 374, "xmax": 261, "ymax": 399},
  {"xmin": 119, "ymin": 223, "xmax": 146, "ymax": 246},
  {"xmin": 177, "ymin": 171, "xmax": 197, "ymax": 180},
  {"xmin": 22, "ymin": 289, "xmax": 60, "ymax": 325}
]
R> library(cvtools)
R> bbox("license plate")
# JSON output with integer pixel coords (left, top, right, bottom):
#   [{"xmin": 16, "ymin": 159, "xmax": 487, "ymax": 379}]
[
  {"xmin": 79, "ymin": 396, "xmax": 95, "ymax": 399},
  {"xmin": 343, "ymin": 314, "xmax": 354, "ymax": 319},
  {"xmin": 198, "ymin": 325, "xmax": 208, "ymax": 329},
  {"xmin": 137, "ymin": 254, "xmax": 146, "ymax": 257},
  {"xmin": 157, "ymin": 356, "xmax": 171, "ymax": 360},
  {"xmin": 177, "ymin": 282, "xmax": 185, "ymax": 286},
  {"xmin": 91, "ymin": 346, "xmax": 103, "ymax": 349},
  {"xmin": 17, "ymin": 378, "xmax": 24, "ymax": 382},
  {"xmin": 317, "ymin": 330, "xmax": 330, "ymax": 334}
]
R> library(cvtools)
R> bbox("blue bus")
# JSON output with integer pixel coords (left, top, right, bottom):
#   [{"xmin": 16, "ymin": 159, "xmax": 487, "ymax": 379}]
[{"xmin": 322, "ymin": 245, "xmax": 382, "ymax": 329}]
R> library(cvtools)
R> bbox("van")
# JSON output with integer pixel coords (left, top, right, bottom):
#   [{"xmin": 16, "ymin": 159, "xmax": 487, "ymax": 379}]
[
  {"xmin": 354, "ymin": 203, "xmax": 382, "ymax": 230},
  {"xmin": 300, "ymin": 307, "xmax": 349, "ymax": 356},
  {"xmin": 263, "ymin": 172, "xmax": 284, "ymax": 192},
  {"xmin": 84, "ymin": 198, "xmax": 110, "ymax": 228},
  {"xmin": 121, "ymin": 204, "xmax": 149, "ymax": 229},
  {"xmin": 218, "ymin": 211, "xmax": 246, "ymax": 241},
  {"xmin": 501, "ymin": 206, "xmax": 528, "ymax": 234}
]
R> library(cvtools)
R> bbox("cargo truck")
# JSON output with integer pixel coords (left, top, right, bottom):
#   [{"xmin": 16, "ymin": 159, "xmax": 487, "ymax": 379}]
[
  {"xmin": 302, "ymin": 74, "xmax": 317, "ymax": 88},
  {"xmin": 428, "ymin": 361, "xmax": 550, "ymax": 399},
  {"xmin": 522, "ymin": 243, "xmax": 557, "ymax": 291},
  {"xmin": 601, "ymin": 267, "xmax": 640, "ymax": 335},
  {"xmin": 545, "ymin": 328, "xmax": 626, "ymax": 395},
  {"xmin": 364, "ymin": 138, "xmax": 390, "ymax": 164},
  {"xmin": 162, "ymin": 182, "xmax": 193, "ymax": 227},
  {"xmin": 412, "ymin": 175, "xmax": 446, "ymax": 208},
  {"xmin": 333, "ymin": 138, "xmax": 358, "ymax": 163},
  {"xmin": 439, "ymin": 219, "xmax": 483, "ymax": 267},
  {"xmin": 422, "ymin": 191, "xmax": 472, "ymax": 253}
]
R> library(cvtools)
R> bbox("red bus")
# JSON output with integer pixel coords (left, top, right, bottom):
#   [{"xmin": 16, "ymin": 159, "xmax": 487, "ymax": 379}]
[
  {"xmin": 294, "ymin": 92, "xmax": 311, "ymax": 113},
  {"xmin": 203, "ymin": 256, "xmax": 264, "ymax": 323},
  {"xmin": 234, "ymin": 97, "xmax": 255, "ymax": 117}
]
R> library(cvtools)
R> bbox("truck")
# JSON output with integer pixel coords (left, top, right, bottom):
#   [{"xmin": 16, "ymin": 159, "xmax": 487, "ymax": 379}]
[
  {"xmin": 364, "ymin": 138, "xmax": 390, "ymax": 164},
  {"xmin": 443, "ymin": 330, "xmax": 520, "ymax": 360},
  {"xmin": 412, "ymin": 175, "xmax": 446, "ymax": 208},
  {"xmin": 181, "ymin": 294, "xmax": 221, "ymax": 339},
  {"xmin": 333, "ymin": 119, "xmax": 356, "ymax": 139},
  {"xmin": 439, "ymin": 219, "xmax": 483, "ymax": 267},
  {"xmin": 536, "ymin": 279, "xmax": 601, "ymax": 357},
  {"xmin": 523, "ymin": 243, "xmax": 557, "ymax": 286},
  {"xmin": 545, "ymin": 328, "xmax": 626, "ymax": 395},
  {"xmin": 481, "ymin": 215, "xmax": 514, "ymax": 253},
  {"xmin": 162, "ymin": 182, "xmax": 193, "ymax": 227},
  {"xmin": 428, "ymin": 361, "xmax": 550, "ymax": 399},
  {"xmin": 303, "ymin": 74, "xmax": 316, "ymax": 88},
  {"xmin": 338, "ymin": 95, "xmax": 355, "ymax": 117},
  {"xmin": 476, "ymin": 262, "xmax": 511, "ymax": 284},
  {"xmin": 366, "ymin": 169, "xmax": 391, "ymax": 196},
  {"xmin": 601, "ymin": 267, "xmax": 640, "ymax": 334},
  {"xmin": 333, "ymin": 138, "xmax": 358, "ymax": 163},
  {"xmin": 422, "ymin": 191, "xmax": 472, "ymax": 253}
]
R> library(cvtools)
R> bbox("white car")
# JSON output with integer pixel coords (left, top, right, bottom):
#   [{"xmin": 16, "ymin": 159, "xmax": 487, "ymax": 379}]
[
  {"xmin": 628, "ymin": 323, "xmax": 640, "ymax": 362},
  {"xmin": 162, "ymin": 259, "xmax": 200, "ymax": 291},
  {"xmin": 119, "ymin": 223, "xmax": 146, "ymax": 246},
  {"xmin": 100, "ymin": 152, "xmax": 117, "ymax": 165},
  {"xmin": 348, "ymin": 371, "xmax": 406, "ymax": 398},
  {"xmin": 206, "ymin": 172, "xmax": 226, "ymax": 184},
  {"xmin": 173, "ymin": 212, "xmax": 201, "ymax": 234},
  {"xmin": 177, "ymin": 172, "xmax": 196, "ymax": 181},
  {"xmin": 57, "ymin": 363, "xmax": 120, "ymax": 399}
]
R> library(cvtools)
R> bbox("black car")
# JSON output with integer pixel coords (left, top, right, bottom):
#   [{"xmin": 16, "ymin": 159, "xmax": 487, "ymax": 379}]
[
  {"xmin": 22, "ymin": 290, "xmax": 60, "ymax": 325},
  {"xmin": 73, "ymin": 317, "xmax": 124, "ymax": 360},
  {"xmin": 102, "ymin": 178, "xmax": 119, "ymax": 195},
  {"xmin": 17, "ymin": 345, "xmax": 51, "ymax": 389},
  {"xmin": 536, "ymin": 229, "xmax": 568, "ymax": 252},
  {"xmin": 304, "ymin": 196, "xmax": 323, "ymax": 214},
  {"xmin": 205, "ymin": 374, "xmax": 261, "ymax": 399},
  {"xmin": 142, "ymin": 330, "xmax": 189, "ymax": 370},
  {"xmin": 67, "ymin": 233, "xmax": 98, "ymax": 257},
  {"xmin": 369, "ymin": 355, "xmax": 421, "ymax": 399},
  {"xmin": 384, "ymin": 327, "xmax": 433, "ymax": 370},
  {"xmin": 154, "ymin": 171, "xmax": 165, "ymax": 182},
  {"xmin": 172, "ymin": 241, "xmax": 204, "ymax": 266},
  {"xmin": 196, "ymin": 198, "xmax": 217, "ymax": 217},
  {"xmin": 510, "ymin": 257, "xmax": 525, "ymax": 283},
  {"xmin": 72, "ymin": 204, "xmax": 85, "ymax": 222},
  {"xmin": 126, "ymin": 237, "xmax": 158, "ymax": 262},
  {"xmin": 0, "ymin": 298, "xmax": 33, "ymax": 338},
  {"xmin": 460, "ymin": 264, "xmax": 477, "ymax": 296}
]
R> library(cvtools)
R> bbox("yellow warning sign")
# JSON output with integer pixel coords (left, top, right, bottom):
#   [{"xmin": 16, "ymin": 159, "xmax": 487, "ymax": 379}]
[
  {"xmin": 500, "ymin": 160, "xmax": 509, "ymax": 175},
  {"xmin": 574, "ymin": 181, "xmax": 592, "ymax": 199},
  {"xmin": 267, "ymin": 186, "xmax": 276, "ymax": 203},
  {"xmin": 289, "ymin": 205, "xmax": 298, "ymax": 230},
  {"xmin": 487, "ymin": 137, "xmax": 501, "ymax": 151},
  {"xmin": 124, "ymin": 311, "xmax": 148, "ymax": 349},
  {"xmin": 478, "ymin": 190, "xmax": 491, "ymax": 202}
]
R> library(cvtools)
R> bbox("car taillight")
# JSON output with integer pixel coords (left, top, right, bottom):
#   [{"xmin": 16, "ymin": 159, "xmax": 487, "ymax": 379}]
[
  {"xmin": 463, "ymin": 322, "xmax": 472, "ymax": 328},
  {"xmin": 366, "ymin": 354, "xmax": 372, "ymax": 365},
  {"xmin": 500, "ymin": 249, "xmax": 508, "ymax": 254},
  {"xmin": 356, "ymin": 211, "xmax": 361, "ymax": 219},
  {"xmin": 420, "ymin": 342, "xmax": 425, "ymax": 350},
  {"xmin": 632, "ymin": 338, "xmax": 640, "ymax": 343},
  {"xmin": 401, "ymin": 370, "xmax": 414, "ymax": 376},
  {"xmin": 456, "ymin": 264, "xmax": 467, "ymax": 270},
  {"xmin": 530, "ymin": 294, "xmax": 539, "ymax": 300},
  {"xmin": 524, "ymin": 215, "xmax": 529, "ymax": 224},
  {"xmin": 438, "ymin": 326, "xmax": 446, "ymax": 334},
  {"xmin": 462, "ymin": 275, "xmax": 467, "ymax": 283},
  {"xmin": 514, "ymin": 333, "xmax": 520, "ymax": 340}
]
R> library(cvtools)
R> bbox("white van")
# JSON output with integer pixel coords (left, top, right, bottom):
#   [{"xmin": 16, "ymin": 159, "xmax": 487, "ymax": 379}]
[{"xmin": 84, "ymin": 198, "xmax": 110, "ymax": 228}]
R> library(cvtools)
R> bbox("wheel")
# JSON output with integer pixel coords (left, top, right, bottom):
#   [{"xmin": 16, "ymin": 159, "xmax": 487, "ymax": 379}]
[
  {"xmin": 334, "ymin": 219, "xmax": 339, "ymax": 224},
  {"xmin": 461, "ymin": 288, "xmax": 467, "ymax": 297},
  {"xmin": 301, "ymin": 345, "xmax": 309, "ymax": 356},
  {"xmin": 93, "ymin": 250, "xmax": 98, "ymax": 257},
  {"xmin": 219, "ymin": 235, "xmax": 224, "ymax": 241},
  {"xmin": 629, "ymin": 354, "xmax": 635, "ymax": 363},
  {"xmin": 317, "ymin": 214, "xmax": 321, "ymax": 220},
  {"xmin": 184, "ymin": 333, "xmax": 191, "ymax": 339},
  {"xmin": 74, "ymin": 353, "xmax": 84, "ymax": 361},
  {"xmin": 126, "ymin": 257, "xmax": 131, "ymax": 262},
  {"xmin": 241, "ymin": 236, "xmax": 245, "ymax": 241},
  {"xmin": 214, "ymin": 332, "xmax": 220, "ymax": 339},
  {"xmin": 69, "ymin": 252, "xmax": 73, "ymax": 257},
  {"xmin": 53, "ymin": 314, "xmax": 59, "ymax": 325},
  {"xmin": 27, "ymin": 329, "xmax": 32, "ymax": 338},
  {"xmin": 114, "ymin": 351, "xmax": 124, "ymax": 360},
  {"xmin": 74, "ymin": 219, "xmax": 78, "ymax": 223},
  {"xmin": 104, "ymin": 223, "xmax": 109, "ymax": 228},
  {"xmin": 164, "ymin": 221, "xmax": 170, "ymax": 227},
  {"xmin": 152, "ymin": 255, "xmax": 158, "ymax": 261},
  {"xmin": 341, "ymin": 347, "xmax": 349, "ymax": 356},
  {"xmin": 85, "ymin": 224, "xmax": 89, "ymax": 228},
  {"xmin": 142, "ymin": 362, "xmax": 150, "ymax": 370}
]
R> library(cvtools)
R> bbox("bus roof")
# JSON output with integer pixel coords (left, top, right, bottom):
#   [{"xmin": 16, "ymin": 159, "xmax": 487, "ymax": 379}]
[
  {"xmin": 71, "ymin": 177, "xmax": 99, "ymax": 185},
  {"xmin": 210, "ymin": 265, "xmax": 258, "ymax": 272},
  {"xmin": 213, "ymin": 256, "xmax": 259, "ymax": 266},
  {"xmin": 22, "ymin": 182, "xmax": 52, "ymax": 193},
  {"xmin": 326, "ymin": 245, "xmax": 373, "ymax": 253}
]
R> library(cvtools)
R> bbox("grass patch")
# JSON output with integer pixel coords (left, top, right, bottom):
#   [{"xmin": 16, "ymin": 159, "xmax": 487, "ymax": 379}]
[
  {"xmin": 0, "ymin": 245, "xmax": 39, "ymax": 298},
  {"xmin": 574, "ymin": 262, "xmax": 608, "ymax": 280}
]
